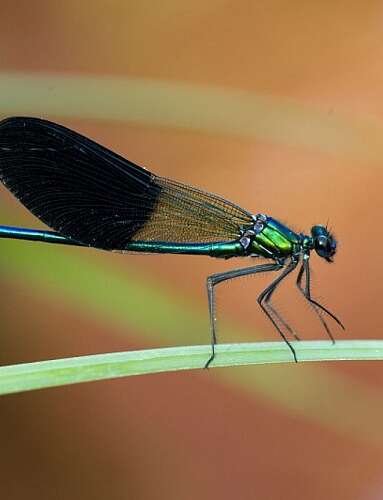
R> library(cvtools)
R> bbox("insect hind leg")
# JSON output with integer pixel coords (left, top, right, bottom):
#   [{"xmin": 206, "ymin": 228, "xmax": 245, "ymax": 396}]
[{"xmin": 205, "ymin": 262, "xmax": 282, "ymax": 368}]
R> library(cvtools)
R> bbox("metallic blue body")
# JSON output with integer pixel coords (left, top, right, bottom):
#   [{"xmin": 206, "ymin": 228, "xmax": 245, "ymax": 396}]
[
  {"xmin": 0, "ymin": 219, "xmax": 301, "ymax": 260},
  {"xmin": 0, "ymin": 225, "xmax": 245, "ymax": 258},
  {"xmin": 0, "ymin": 225, "xmax": 82, "ymax": 246}
]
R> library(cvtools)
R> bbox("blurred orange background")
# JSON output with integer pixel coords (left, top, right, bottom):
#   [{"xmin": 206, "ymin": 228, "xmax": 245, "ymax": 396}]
[{"xmin": 1, "ymin": 1, "xmax": 383, "ymax": 499}]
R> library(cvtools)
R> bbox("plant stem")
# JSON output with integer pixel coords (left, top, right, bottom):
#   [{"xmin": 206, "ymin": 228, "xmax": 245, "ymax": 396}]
[{"xmin": 0, "ymin": 340, "xmax": 382, "ymax": 396}]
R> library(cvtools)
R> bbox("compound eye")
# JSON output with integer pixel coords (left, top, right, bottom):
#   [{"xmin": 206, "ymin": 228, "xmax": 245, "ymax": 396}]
[
  {"xmin": 311, "ymin": 225, "xmax": 336, "ymax": 261},
  {"xmin": 315, "ymin": 235, "xmax": 336, "ymax": 261},
  {"xmin": 317, "ymin": 235, "xmax": 329, "ymax": 250}
]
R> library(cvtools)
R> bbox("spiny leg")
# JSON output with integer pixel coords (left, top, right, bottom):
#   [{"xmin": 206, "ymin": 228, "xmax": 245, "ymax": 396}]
[
  {"xmin": 257, "ymin": 258, "xmax": 299, "ymax": 362},
  {"xmin": 302, "ymin": 257, "xmax": 345, "ymax": 330},
  {"xmin": 296, "ymin": 257, "xmax": 345, "ymax": 342},
  {"xmin": 205, "ymin": 262, "xmax": 282, "ymax": 368},
  {"xmin": 296, "ymin": 260, "xmax": 334, "ymax": 342},
  {"xmin": 263, "ymin": 278, "xmax": 301, "ymax": 341}
]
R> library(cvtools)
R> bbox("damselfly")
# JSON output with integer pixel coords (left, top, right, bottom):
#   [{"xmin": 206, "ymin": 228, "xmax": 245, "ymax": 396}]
[{"xmin": 0, "ymin": 117, "xmax": 344, "ymax": 366}]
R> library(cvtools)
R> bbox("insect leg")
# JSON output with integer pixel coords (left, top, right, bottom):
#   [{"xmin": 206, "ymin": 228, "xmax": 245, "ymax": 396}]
[
  {"xmin": 263, "ymin": 283, "xmax": 301, "ymax": 341},
  {"xmin": 296, "ymin": 257, "xmax": 345, "ymax": 342},
  {"xmin": 257, "ymin": 258, "xmax": 299, "ymax": 362},
  {"xmin": 205, "ymin": 262, "xmax": 282, "ymax": 368},
  {"xmin": 296, "ymin": 261, "xmax": 334, "ymax": 342}
]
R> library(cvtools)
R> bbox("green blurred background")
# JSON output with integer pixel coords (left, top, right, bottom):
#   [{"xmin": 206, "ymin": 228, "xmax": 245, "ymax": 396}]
[{"xmin": 1, "ymin": 1, "xmax": 383, "ymax": 499}]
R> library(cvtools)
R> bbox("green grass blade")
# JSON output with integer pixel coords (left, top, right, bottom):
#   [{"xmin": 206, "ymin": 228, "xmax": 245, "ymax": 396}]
[{"xmin": 1, "ymin": 340, "xmax": 383, "ymax": 396}]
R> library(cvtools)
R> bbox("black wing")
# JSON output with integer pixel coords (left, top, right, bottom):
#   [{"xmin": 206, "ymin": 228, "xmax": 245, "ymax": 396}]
[{"xmin": 0, "ymin": 117, "xmax": 253, "ymax": 250}]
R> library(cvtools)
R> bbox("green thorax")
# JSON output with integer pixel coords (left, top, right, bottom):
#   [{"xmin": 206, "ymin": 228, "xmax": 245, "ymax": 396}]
[{"xmin": 248, "ymin": 216, "xmax": 300, "ymax": 259}]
